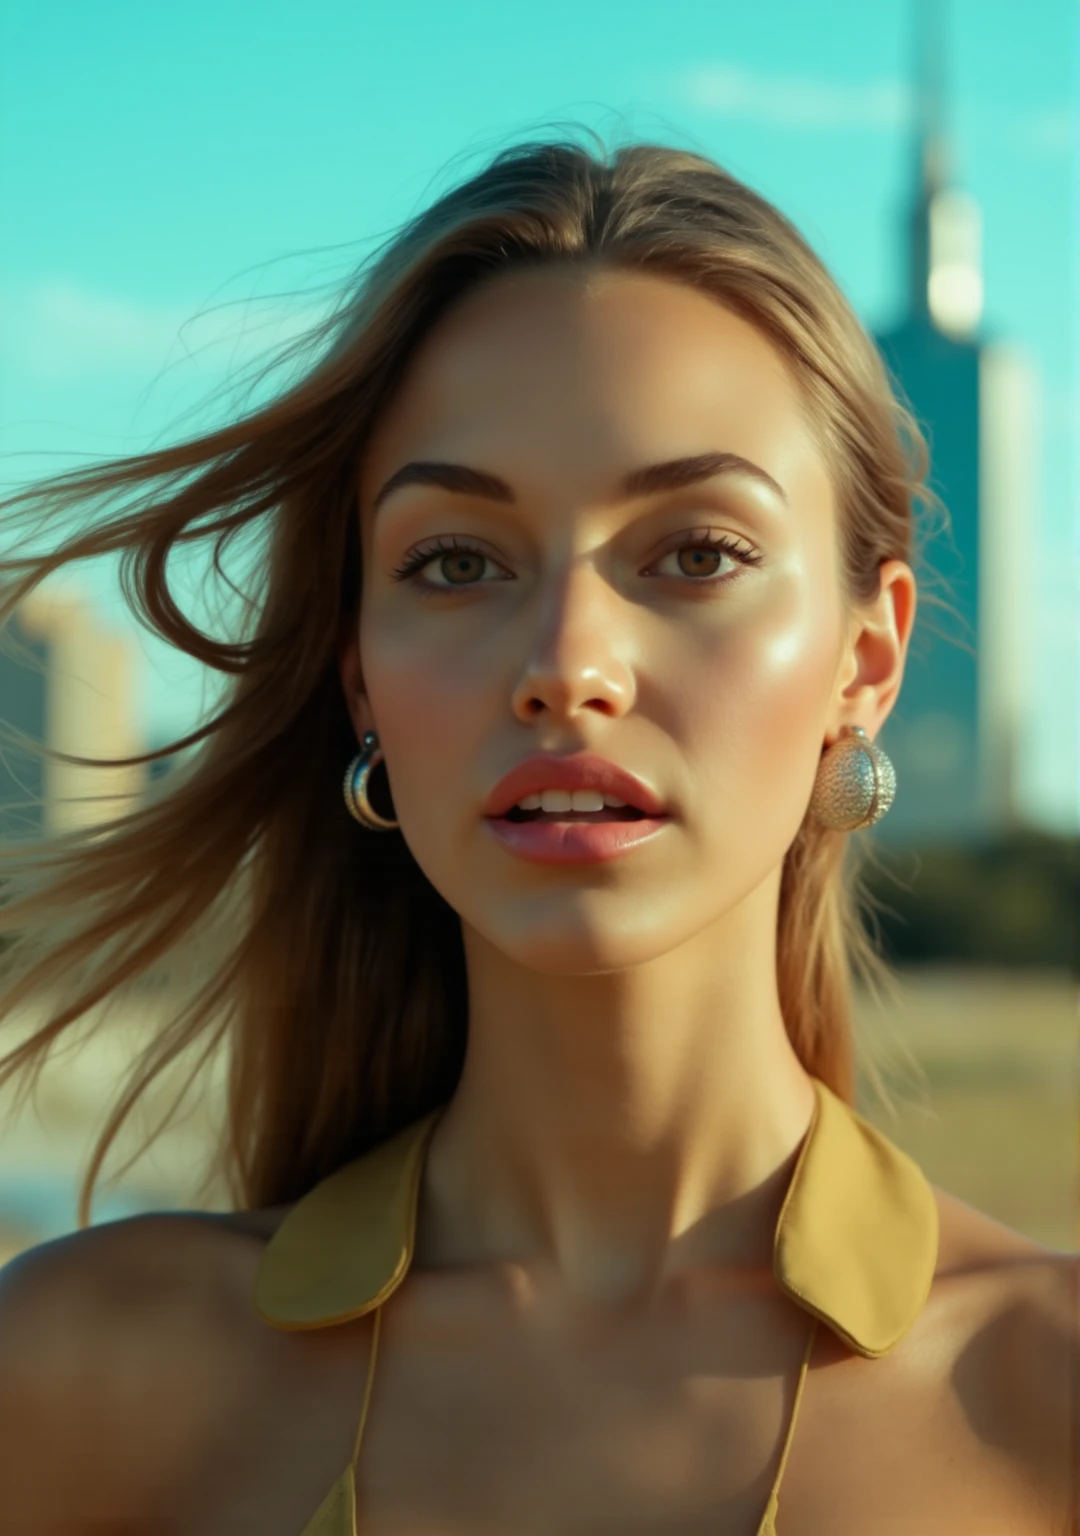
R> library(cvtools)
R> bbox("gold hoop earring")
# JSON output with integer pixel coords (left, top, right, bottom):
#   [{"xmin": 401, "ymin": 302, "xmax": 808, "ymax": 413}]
[{"xmin": 343, "ymin": 732, "xmax": 399, "ymax": 831}]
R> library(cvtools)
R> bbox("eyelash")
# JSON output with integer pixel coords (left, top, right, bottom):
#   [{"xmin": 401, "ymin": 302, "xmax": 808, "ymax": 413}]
[{"xmin": 388, "ymin": 531, "xmax": 763, "ymax": 594}]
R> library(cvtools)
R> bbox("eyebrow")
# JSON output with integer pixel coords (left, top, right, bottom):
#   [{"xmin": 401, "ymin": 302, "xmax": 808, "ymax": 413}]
[{"xmin": 370, "ymin": 450, "xmax": 788, "ymax": 517}]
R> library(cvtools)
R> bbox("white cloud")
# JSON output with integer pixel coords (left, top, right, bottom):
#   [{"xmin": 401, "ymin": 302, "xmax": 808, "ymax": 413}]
[
  {"xmin": 678, "ymin": 63, "xmax": 912, "ymax": 129},
  {"xmin": 0, "ymin": 279, "xmax": 331, "ymax": 384},
  {"xmin": 674, "ymin": 65, "xmax": 1074, "ymax": 154},
  {"xmin": 1018, "ymin": 107, "xmax": 1074, "ymax": 156}
]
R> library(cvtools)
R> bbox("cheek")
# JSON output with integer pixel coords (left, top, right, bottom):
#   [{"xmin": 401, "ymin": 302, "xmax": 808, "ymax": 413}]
[
  {"xmin": 359, "ymin": 605, "xmax": 494, "ymax": 806},
  {"xmin": 684, "ymin": 575, "xmax": 842, "ymax": 806}
]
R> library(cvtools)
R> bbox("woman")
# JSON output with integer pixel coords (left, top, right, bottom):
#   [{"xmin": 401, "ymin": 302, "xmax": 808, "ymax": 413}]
[{"xmin": 0, "ymin": 133, "xmax": 1072, "ymax": 1535}]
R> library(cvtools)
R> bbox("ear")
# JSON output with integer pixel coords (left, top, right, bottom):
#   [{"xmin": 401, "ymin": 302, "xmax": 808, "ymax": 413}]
[
  {"xmin": 828, "ymin": 560, "xmax": 917, "ymax": 744},
  {"xmin": 336, "ymin": 614, "xmax": 375, "ymax": 747}
]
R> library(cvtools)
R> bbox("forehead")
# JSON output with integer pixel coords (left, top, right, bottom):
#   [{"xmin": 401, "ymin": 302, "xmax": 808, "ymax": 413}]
[{"xmin": 361, "ymin": 266, "xmax": 827, "ymax": 509}]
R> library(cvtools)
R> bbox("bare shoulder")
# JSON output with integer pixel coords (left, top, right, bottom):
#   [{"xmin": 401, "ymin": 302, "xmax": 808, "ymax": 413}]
[
  {"xmin": 0, "ymin": 1205, "xmax": 293, "ymax": 1533},
  {"xmin": 931, "ymin": 1183, "xmax": 1078, "ymax": 1533},
  {"xmin": 932, "ymin": 1178, "xmax": 1076, "ymax": 1313}
]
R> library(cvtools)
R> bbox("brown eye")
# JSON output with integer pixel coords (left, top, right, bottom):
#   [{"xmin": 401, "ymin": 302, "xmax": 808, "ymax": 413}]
[
  {"xmin": 649, "ymin": 531, "xmax": 762, "ymax": 584},
  {"xmin": 670, "ymin": 545, "xmax": 732, "ymax": 578},
  {"xmin": 439, "ymin": 549, "xmax": 486, "ymax": 584},
  {"xmin": 390, "ymin": 537, "xmax": 506, "ymax": 589}
]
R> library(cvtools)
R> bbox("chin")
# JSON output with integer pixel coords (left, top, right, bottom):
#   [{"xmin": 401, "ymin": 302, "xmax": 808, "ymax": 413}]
[{"xmin": 467, "ymin": 901, "xmax": 703, "ymax": 978}]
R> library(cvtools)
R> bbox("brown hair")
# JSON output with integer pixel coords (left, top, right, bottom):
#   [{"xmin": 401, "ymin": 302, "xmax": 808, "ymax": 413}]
[{"xmin": 0, "ymin": 128, "xmax": 958, "ymax": 1227}]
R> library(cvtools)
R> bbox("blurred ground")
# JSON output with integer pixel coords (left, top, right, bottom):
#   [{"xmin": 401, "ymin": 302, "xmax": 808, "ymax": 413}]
[
  {"xmin": 0, "ymin": 964, "xmax": 1075, "ymax": 1269},
  {"xmin": 853, "ymin": 965, "xmax": 1077, "ymax": 1252}
]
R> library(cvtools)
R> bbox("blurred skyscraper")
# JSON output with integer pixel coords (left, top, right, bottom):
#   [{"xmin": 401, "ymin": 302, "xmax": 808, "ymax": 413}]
[
  {"xmin": 873, "ymin": 0, "xmax": 1040, "ymax": 846},
  {"xmin": 0, "ymin": 589, "xmax": 147, "ymax": 841}
]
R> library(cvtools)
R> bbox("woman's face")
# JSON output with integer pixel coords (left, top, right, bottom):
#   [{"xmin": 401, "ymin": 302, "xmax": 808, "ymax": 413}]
[{"xmin": 346, "ymin": 265, "xmax": 885, "ymax": 973}]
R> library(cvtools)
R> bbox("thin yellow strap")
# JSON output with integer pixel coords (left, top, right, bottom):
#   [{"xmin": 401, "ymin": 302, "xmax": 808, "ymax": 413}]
[
  {"xmin": 350, "ymin": 1303, "xmax": 383, "ymax": 1471},
  {"xmin": 758, "ymin": 1314, "xmax": 819, "ymax": 1534}
]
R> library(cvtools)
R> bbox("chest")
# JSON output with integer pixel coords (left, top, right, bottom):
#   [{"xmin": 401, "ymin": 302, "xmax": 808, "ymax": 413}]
[{"xmin": 184, "ymin": 1279, "xmax": 1041, "ymax": 1536}]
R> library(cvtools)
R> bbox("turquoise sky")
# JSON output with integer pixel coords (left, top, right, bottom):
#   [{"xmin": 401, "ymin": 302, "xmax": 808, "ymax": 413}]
[{"xmin": 0, "ymin": 0, "xmax": 1076, "ymax": 827}]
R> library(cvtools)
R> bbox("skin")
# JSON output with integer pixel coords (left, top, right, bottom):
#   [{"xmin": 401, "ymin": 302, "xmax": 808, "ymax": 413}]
[{"xmin": 340, "ymin": 263, "xmax": 918, "ymax": 1322}]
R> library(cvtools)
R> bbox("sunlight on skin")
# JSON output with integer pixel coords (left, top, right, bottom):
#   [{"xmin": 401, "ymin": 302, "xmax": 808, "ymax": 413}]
[{"xmin": 338, "ymin": 266, "xmax": 917, "ymax": 1320}]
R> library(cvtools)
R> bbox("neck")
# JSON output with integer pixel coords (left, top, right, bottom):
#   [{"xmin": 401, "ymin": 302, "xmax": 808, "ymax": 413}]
[{"xmin": 415, "ymin": 878, "xmax": 818, "ymax": 1317}]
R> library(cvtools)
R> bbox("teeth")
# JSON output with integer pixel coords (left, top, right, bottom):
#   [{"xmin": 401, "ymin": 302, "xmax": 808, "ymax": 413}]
[{"xmin": 515, "ymin": 790, "xmax": 630, "ymax": 812}]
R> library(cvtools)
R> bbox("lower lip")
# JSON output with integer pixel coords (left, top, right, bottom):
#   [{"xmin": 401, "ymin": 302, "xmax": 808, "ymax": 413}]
[{"xmin": 483, "ymin": 815, "xmax": 672, "ymax": 864}]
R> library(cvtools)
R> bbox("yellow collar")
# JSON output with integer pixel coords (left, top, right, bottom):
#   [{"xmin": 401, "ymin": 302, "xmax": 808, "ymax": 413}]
[{"xmin": 251, "ymin": 1075, "xmax": 938, "ymax": 1359}]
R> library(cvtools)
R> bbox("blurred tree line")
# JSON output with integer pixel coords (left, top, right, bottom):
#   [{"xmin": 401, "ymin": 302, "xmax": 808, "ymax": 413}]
[{"xmin": 860, "ymin": 828, "xmax": 1078, "ymax": 970}]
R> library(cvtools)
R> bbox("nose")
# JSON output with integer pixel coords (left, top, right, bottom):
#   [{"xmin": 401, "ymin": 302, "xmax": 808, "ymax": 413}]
[{"xmin": 508, "ymin": 560, "xmax": 636, "ymax": 725}]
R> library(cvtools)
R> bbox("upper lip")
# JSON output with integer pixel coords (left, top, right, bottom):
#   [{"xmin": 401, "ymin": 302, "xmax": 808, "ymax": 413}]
[{"xmin": 483, "ymin": 753, "xmax": 670, "ymax": 818}]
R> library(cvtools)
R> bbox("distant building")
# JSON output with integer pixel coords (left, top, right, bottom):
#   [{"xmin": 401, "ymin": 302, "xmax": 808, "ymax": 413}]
[
  {"xmin": 0, "ymin": 610, "xmax": 48, "ymax": 841},
  {"xmin": 872, "ymin": 0, "xmax": 1039, "ymax": 847},
  {"xmin": 0, "ymin": 588, "xmax": 147, "ymax": 841}
]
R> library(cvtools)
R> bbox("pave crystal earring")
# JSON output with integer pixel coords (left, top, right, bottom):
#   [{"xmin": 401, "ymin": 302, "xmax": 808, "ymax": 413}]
[
  {"xmin": 343, "ymin": 732, "xmax": 399, "ymax": 831},
  {"xmin": 808, "ymin": 723, "xmax": 896, "ymax": 831}
]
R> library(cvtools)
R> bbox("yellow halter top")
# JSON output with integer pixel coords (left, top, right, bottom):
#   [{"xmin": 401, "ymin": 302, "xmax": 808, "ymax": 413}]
[{"xmin": 251, "ymin": 1075, "xmax": 938, "ymax": 1535}]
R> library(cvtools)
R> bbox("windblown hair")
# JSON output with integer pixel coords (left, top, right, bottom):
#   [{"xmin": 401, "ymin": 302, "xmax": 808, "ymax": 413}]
[{"xmin": 0, "ymin": 128, "xmax": 957, "ymax": 1227}]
